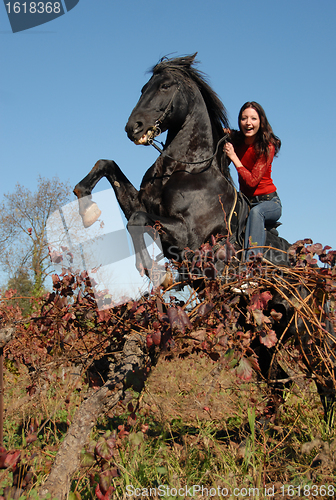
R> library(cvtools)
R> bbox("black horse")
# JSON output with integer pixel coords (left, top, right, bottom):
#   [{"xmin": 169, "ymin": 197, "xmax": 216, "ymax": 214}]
[
  {"xmin": 74, "ymin": 54, "xmax": 288, "ymax": 280},
  {"xmin": 74, "ymin": 54, "xmax": 335, "ymax": 421}
]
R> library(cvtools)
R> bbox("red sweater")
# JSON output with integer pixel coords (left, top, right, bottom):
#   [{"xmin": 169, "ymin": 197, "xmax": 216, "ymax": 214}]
[{"xmin": 235, "ymin": 142, "xmax": 277, "ymax": 197}]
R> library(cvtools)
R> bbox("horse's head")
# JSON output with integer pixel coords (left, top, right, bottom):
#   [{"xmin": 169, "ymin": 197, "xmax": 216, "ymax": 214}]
[
  {"xmin": 125, "ymin": 61, "xmax": 191, "ymax": 146},
  {"xmin": 126, "ymin": 54, "xmax": 229, "ymax": 148},
  {"xmin": 125, "ymin": 54, "xmax": 230, "ymax": 177}
]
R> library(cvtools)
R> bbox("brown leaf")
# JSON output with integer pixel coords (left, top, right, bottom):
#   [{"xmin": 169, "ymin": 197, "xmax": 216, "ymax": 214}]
[
  {"xmin": 167, "ymin": 306, "xmax": 192, "ymax": 332},
  {"xmin": 249, "ymin": 291, "xmax": 272, "ymax": 311},
  {"xmin": 151, "ymin": 330, "xmax": 161, "ymax": 346},
  {"xmin": 259, "ymin": 329, "xmax": 277, "ymax": 348},
  {"xmin": 236, "ymin": 357, "xmax": 253, "ymax": 381},
  {"xmin": 270, "ymin": 309, "xmax": 282, "ymax": 321},
  {"xmin": 252, "ymin": 309, "xmax": 271, "ymax": 326},
  {"xmin": 95, "ymin": 436, "xmax": 114, "ymax": 461},
  {"xmin": 189, "ymin": 329, "xmax": 207, "ymax": 341}
]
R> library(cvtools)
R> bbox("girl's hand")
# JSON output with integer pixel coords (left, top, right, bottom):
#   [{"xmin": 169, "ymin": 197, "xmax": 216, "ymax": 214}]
[{"xmin": 223, "ymin": 142, "xmax": 236, "ymax": 160}]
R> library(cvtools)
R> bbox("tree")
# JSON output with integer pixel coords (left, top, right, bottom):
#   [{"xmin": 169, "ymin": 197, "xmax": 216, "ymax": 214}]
[
  {"xmin": 0, "ymin": 176, "xmax": 72, "ymax": 294},
  {"xmin": 6, "ymin": 267, "xmax": 35, "ymax": 316}
]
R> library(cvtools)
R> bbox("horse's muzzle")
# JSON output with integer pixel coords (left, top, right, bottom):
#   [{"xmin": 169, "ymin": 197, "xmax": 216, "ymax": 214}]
[{"xmin": 125, "ymin": 120, "xmax": 158, "ymax": 145}]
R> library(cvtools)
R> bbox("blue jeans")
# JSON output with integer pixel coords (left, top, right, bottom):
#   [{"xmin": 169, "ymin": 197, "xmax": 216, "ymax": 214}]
[{"xmin": 245, "ymin": 195, "xmax": 282, "ymax": 261}]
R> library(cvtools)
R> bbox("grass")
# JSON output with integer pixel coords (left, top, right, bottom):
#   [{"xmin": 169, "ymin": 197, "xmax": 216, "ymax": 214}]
[{"xmin": 1, "ymin": 353, "xmax": 336, "ymax": 499}]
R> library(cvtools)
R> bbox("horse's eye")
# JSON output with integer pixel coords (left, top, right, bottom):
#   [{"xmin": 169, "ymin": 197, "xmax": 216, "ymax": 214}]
[{"xmin": 160, "ymin": 83, "xmax": 170, "ymax": 90}]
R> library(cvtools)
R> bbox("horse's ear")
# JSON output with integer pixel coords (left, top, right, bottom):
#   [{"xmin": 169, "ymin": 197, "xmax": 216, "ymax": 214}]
[
  {"xmin": 188, "ymin": 52, "xmax": 198, "ymax": 64},
  {"xmin": 183, "ymin": 53, "xmax": 198, "ymax": 68}
]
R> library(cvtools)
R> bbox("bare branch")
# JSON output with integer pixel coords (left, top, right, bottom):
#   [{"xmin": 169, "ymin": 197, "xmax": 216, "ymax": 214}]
[{"xmin": 0, "ymin": 176, "xmax": 72, "ymax": 291}]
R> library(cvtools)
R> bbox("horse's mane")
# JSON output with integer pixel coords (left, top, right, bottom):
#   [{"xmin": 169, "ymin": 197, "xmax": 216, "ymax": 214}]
[
  {"xmin": 152, "ymin": 53, "xmax": 229, "ymax": 132},
  {"xmin": 151, "ymin": 54, "xmax": 232, "ymax": 181}
]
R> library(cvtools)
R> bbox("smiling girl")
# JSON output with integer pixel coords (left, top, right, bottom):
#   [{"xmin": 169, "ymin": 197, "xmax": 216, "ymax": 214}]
[{"xmin": 224, "ymin": 101, "xmax": 282, "ymax": 260}]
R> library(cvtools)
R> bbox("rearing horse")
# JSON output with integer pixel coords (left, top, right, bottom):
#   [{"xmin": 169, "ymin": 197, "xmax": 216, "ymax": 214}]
[
  {"xmin": 74, "ymin": 54, "xmax": 336, "ymax": 422},
  {"xmin": 74, "ymin": 53, "xmax": 287, "ymax": 277}
]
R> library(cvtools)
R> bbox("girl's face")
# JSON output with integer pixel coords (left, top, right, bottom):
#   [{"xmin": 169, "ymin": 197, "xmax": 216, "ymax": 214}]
[{"xmin": 239, "ymin": 107, "xmax": 260, "ymax": 143}]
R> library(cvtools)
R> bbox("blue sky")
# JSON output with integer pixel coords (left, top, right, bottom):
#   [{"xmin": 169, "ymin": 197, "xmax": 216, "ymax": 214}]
[{"xmin": 1, "ymin": 0, "xmax": 336, "ymax": 282}]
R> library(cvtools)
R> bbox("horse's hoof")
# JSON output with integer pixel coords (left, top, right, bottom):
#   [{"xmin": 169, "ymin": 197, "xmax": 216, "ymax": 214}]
[
  {"xmin": 149, "ymin": 267, "xmax": 173, "ymax": 289},
  {"xmin": 81, "ymin": 202, "xmax": 101, "ymax": 228},
  {"xmin": 160, "ymin": 270, "xmax": 173, "ymax": 289}
]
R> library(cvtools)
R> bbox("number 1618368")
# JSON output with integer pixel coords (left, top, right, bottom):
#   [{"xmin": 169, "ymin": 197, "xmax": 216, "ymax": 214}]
[
  {"xmin": 281, "ymin": 485, "xmax": 335, "ymax": 497},
  {"xmin": 5, "ymin": 2, "xmax": 61, "ymax": 14}
]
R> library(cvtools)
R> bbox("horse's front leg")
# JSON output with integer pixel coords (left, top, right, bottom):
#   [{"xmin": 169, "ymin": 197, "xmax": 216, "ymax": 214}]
[{"xmin": 74, "ymin": 159, "xmax": 141, "ymax": 227}]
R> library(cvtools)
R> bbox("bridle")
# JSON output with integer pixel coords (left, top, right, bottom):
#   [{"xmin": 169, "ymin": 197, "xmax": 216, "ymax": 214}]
[
  {"xmin": 144, "ymin": 83, "xmax": 230, "ymax": 165},
  {"xmin": 145, "ymin": 84, "xmax": 180, "ymax": 147}
]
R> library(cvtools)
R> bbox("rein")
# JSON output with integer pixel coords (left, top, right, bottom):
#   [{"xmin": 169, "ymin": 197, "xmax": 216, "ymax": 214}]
[
  {"xmin": 149, "ymin": 134, "xmax": 229, "ymax": 165},
  {"xmin": 149, "ymin": 133, "xmax": 230, "ymax": 184}
]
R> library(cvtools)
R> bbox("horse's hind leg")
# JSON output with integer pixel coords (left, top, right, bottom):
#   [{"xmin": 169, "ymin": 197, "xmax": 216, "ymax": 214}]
[
  {"xmin": 74, "ymin": 159, "xmax": 141, "ymax": 227},
  {"xmin": 127, "ymin": 210, "xmax": 188, "ymax": 282}
]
